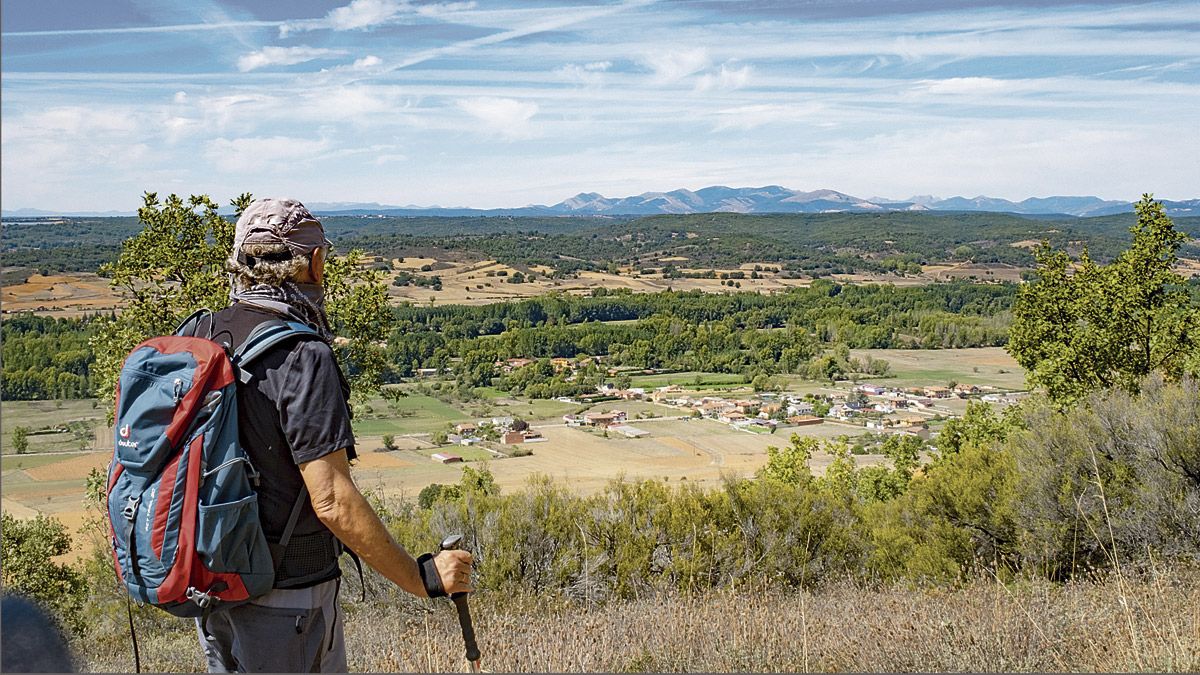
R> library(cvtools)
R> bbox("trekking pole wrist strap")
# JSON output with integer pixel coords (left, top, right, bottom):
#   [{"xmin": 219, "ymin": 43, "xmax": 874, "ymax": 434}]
[{"xmin": 416, "ymin": 553, "xmax": 446, "ymax": 598}]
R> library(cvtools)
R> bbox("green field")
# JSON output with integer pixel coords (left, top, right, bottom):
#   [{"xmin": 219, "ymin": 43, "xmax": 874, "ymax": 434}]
[
  {"xmin": 628, "ymin": 371, "xmax": 749, "ymax": 389},
  {"xmin": 580, "ymin": 399, "xmax": 678, "ymax": 419},
  {"xmin": 1, "ymin": 453, "xmax": 79, "ymax": 471},
  {"xmin": 352, "ymin": 393, "xmax": 469, "ymax": 435},
  {"xmin": 412, "ymin": 445, "xmax": 494, "ymax": 462},
  {"xmin": 473, "ymin": 388, "xmax": 580, "ymax": 421},
  {"xmin": 848, "ymin": 347, "xmax": 1027, "ymax": 390},
  {"xmin": 1, "ymin": 399, "xmax": 105, "ymax": 454}
]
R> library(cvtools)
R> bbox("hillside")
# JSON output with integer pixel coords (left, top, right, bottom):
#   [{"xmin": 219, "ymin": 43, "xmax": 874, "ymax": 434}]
[{"xmin": 6, "ymin": 211, "xmax": 1198, "ymax": 282}]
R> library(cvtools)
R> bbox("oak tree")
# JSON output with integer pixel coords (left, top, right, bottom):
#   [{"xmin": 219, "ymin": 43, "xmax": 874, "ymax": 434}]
[{"xmin": 1007, "ymin": 195, "xmax": 1199, "ymax": 404}]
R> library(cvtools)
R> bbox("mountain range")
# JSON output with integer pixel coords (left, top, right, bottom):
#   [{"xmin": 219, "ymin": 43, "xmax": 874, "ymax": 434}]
[{"xmin": 5, "ymin": 186, "xmax": 1197, "ymax": 219}]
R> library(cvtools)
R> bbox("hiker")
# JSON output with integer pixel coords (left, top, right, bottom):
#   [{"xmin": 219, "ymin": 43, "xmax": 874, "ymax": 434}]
[{"xmin": 191, "ymin": 198, "xmax": 473, "ymax": 672}]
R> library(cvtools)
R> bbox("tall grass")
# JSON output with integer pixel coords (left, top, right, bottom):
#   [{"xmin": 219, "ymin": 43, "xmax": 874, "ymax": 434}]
[{"xmin": 76, "ymin": 570, "xmax": 1199, "ymax": 672}]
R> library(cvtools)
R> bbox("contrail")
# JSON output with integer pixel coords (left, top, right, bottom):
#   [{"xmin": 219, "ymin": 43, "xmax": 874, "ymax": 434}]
[
  {"xmin": 2, "ymin": 20, "xmax": 280, "ymax": 38},
  {"xmin": 378, "ymin": 0, "xmax": 657, "ymax": 74}
]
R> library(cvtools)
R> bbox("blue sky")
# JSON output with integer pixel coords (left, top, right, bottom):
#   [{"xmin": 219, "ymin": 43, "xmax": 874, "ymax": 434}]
[{"xmin": 2, "ymin": 0, "xmax": 1198, "ymax": 211}]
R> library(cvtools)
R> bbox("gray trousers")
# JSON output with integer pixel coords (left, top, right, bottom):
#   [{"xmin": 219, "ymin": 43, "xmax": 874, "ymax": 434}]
[{"xmin": 197, "ymin": 578, "xmax": 346, "ymax": 673}]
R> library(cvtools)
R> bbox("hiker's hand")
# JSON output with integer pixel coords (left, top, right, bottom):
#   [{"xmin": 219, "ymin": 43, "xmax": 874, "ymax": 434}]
[{"xmin": 435, "ymin": 549, "xmax": 474, "ymax": 595}]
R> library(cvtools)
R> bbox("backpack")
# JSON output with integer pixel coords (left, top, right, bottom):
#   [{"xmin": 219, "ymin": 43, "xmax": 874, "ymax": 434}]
[{"xmin": 106, "ymin": 312, "xmax": 318, "ymax": 619}]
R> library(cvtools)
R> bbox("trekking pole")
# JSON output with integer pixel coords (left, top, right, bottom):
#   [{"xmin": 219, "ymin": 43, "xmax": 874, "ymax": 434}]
[{"xmin": 440, "ymin": 534, "xmax": 483, "ymax": 673}]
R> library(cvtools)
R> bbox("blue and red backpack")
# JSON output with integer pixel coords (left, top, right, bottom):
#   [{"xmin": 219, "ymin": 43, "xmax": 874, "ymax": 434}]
[{"xmin": 106, "ymin": 313, "xmax": 317, "ymax": 618}]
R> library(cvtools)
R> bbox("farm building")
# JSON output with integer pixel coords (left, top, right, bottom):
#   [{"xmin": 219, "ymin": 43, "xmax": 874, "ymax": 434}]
[
  {"xmin": 431, "ymin": 453, "xmax": 462, "ymax": 464},
  {"xmin": 500, "ymin": 357, "xmax": 536, "ymax": 372},
  {"xmin": 890, "ymin": 426, "xmax": 932, "ymax": 440},
  {"xmin": 502, "ymin": 430, "xmax": 546, "ymax": 444},
  {"xmin": 650, "ymin": 386, "xmax": 683, "ymax": 402},
  {"xmin": 786, "ymin": 415, "xmax": 823, "ymax": 426},
  {"xmin": 609, "ymin": 424, "xmax": 650, "ymax": 438},
  {"xmin": 583, "ymin": 411, "xmax": 628, "ymax": 427},
  {"xmin": 895, "ymin": 415, "xmax": 930, "ymax": 428}
]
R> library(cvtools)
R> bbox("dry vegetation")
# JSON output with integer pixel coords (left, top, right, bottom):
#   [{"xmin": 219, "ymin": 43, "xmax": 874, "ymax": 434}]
[
  {"xmin": 77, "ymin": 572, "xmax": 1200, "ymax": 672},
  {"xmin": 351, "ymin": 420, "xmax": 878, "ymax": 501},
  {"xmin": 0, "ymin": 272, "xmax": 124, "ymax": 318}
]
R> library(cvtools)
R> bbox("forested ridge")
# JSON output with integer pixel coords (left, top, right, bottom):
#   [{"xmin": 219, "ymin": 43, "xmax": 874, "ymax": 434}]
[
  {"xmin": 1, "ymin": 314, "xmax": 98, "ymax": 399},
  {"xmin": 1, "ymin": 282, "xmax": 1013, "ymax": 400},
  {"xmin": 384, "ymin": 282, "xmax": 1014, "ymax": 390},
  {"xmin": 6, "ymin": 210, "xmax": 1198, "ymax": 275}
]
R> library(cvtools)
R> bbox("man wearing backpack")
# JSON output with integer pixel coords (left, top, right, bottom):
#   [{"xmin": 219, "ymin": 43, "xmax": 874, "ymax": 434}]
[{"xmin": 192, "ymin": 198, "xmax": 473, "ymax": 672}]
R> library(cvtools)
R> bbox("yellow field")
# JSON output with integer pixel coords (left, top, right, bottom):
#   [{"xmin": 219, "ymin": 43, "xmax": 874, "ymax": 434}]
[
  {"xmin": 0, "ymin": 412, "xmax": 878, "ymax": 564},
  {"xmin": 383, "ymin": 259, "xmax": 828, "ymax": 306},
  {"xmin": 354, "ymin": 419, "xmax": 877, "ymax": 501},
  {"xmin": 920, "ymin": 262, "xmax": 1026, "ymax": 282},
  {"xmin": 1, "ymin": 272, "xmax": 125, "ymax": 317}
]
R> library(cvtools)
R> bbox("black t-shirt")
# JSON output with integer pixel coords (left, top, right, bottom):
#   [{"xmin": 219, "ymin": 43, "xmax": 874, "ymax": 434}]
[{"xmin": 200, "ymin": 303, "xmax": 357, "ymax": 582}]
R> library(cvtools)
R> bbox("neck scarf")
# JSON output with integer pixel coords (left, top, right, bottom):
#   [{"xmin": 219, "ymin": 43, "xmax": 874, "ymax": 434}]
[{"xmin": 230, "ymin": 280, "xmax": 334, "ymax": 342}]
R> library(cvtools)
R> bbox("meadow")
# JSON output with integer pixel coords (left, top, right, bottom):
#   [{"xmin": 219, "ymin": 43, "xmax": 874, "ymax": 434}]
[
  {"xmin": 76, "ymin": 573, "xmax": 1200, "ymax": 672},
  {"xmin": 848, "ymin": 346, "xmax": 1027, "ymax": 389}
]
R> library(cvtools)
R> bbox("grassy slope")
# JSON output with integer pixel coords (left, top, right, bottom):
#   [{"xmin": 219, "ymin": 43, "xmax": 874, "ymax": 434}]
[{"xmin": 76, "ymin": 573, "xmax": 1200, "ymax": 672}]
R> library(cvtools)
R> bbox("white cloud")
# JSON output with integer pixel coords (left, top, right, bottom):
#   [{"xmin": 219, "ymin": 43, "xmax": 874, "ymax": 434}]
[
  {"xmin": 352, "ymin": 55, "xmax": 383, "ymax": 69},
  {"xmin": 642, "ymin": 48, "xmax": 710, "ymax": 83},
  {"xmin": 914, "ymin": 77, "xmax": 1009, "ymax": 96},
  {"xmin": 173, "ymin": 91, "xmax": 189, "ymax": 104},
  {"xmin": 556, "ymin": 60, "xmax": 612, "ymax": 85},
  {"xmin": 711, "ymin": 103, "xmax": 825, "ymax": 131},
  {"xmin": 414, "ymin": 1, "xmax": 477, "ymax": 18},
  {"xmin": 281, "ymin": 0, "xmax": 477, "ymax": 35},
  {"xmin": 695, "ymin": 62, "xmax": 752, "ymax": 92},
  {"xmin": 238, "ymin": 46, "xmax": 347, "ymax": 72},
  {"xmin": 204, "ymin": 135, "xmax": 332, "ymax": 173},
  {"xmin": 324, "ymin": 0, "xmax": 405, "ymax": 30},
  {"xmin": 455, "ymin": 97, "xmax": 539, "ymax": 139}
]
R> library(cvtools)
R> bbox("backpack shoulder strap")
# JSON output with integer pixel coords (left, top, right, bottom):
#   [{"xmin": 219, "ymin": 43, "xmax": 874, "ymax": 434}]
[
  {"xmin": 175, "ymin": 308, "xmax": 215, "ymax": 338},
  {"xmin": 232, "ymin": 320, "xmax": 321, "ymax": 380}
]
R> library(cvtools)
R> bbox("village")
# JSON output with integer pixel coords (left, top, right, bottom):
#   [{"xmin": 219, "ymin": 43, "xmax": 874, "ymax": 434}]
[{"xmin": 422, "ymin": 355, "xmax": 1026, "ymax": 464}]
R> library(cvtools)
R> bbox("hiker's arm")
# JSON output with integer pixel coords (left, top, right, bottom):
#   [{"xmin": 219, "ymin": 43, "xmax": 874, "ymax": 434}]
[{"xmin": 299, "ymin": 449, "xmax": 473, "ymax": 597}]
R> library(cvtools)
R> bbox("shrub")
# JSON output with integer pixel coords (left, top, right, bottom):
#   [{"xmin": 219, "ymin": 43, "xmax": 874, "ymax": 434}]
[{"xmin": 1, "ymin": 513, "xmax": 87, "ymax": 633}]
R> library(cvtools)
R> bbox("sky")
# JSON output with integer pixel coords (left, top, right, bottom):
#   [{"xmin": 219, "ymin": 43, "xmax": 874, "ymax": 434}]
[{"xmin": 2, "ymin": 0, "xmax": 1199, "ymax": 212}]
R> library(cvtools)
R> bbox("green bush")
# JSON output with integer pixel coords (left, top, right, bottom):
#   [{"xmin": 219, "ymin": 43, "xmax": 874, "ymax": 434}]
[{"xmin": 1, "ymin": 513, "xmax": 87, "ymax": 633}]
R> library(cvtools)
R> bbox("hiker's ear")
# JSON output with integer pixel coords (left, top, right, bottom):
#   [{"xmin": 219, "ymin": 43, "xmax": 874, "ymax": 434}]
[{"xmin": 306, "ymin": 247, "xmax": 326, "ymax": 285}]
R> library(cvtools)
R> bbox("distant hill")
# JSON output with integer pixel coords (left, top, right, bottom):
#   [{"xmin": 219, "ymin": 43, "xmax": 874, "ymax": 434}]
[
  {"xmin": 5, "ymin": 188, "xmax": 1197, "ymax": 219},
  {"xmin": 297, "ymin": 189, "xmax": 1200, "ymax": 218}
]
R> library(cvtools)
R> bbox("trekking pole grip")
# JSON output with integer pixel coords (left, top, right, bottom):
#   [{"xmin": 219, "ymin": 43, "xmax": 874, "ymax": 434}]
[{"xmin": 440, "ymin": 535, "xmax": 482, "ymax": 667}]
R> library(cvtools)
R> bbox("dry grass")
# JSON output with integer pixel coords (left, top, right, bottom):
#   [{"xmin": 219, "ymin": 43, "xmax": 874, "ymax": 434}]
[
  {"xmin": 0, "ymin": 272, "xmax": 125, "ymax": 317},
  {"xmin": 920, "ymin": 262, "xmax": 1026, "ymax": 282},
  {"xmin": 78, "ymin": 572, "xmax": 1199, "ymax": 672}
]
